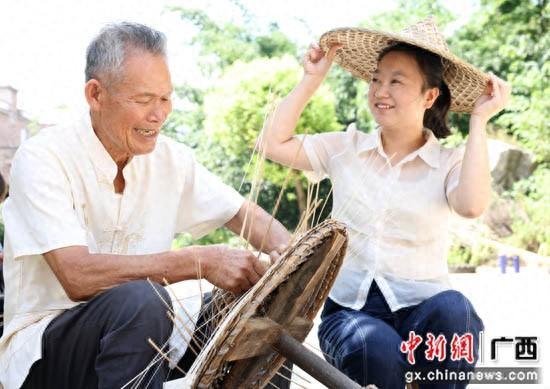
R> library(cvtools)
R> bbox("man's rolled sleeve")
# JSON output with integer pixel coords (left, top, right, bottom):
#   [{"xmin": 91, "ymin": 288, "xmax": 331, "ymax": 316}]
[{"xmin": 3, "ymin": 144, "xmax": 87, "ymax": 258}]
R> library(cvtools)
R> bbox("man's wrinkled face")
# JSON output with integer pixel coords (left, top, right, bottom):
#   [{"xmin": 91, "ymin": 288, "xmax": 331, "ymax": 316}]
[{"xmin": 92, "ymin": 51, "xmax": 173, "ymax": 161}]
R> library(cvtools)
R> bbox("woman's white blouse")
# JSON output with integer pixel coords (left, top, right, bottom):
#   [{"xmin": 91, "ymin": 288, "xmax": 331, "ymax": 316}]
[{"xmin": 300, "ymin": 124, "xmax": 464, "ymax": 311}]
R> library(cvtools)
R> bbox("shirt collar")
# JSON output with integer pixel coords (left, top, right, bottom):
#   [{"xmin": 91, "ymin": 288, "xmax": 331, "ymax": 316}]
[
  {"xmin": 356, "ymin": 126, "xmax": 380, "ymax": 154},
  {"xmin": 357, "ymin": 126, "xmax": 440, "ymax": 168},
  {"xmin": 78, "ymin": 113, "xmax": 119, "ymax": 181},
  {"xmin": 417, "ymin": 129, "xmax": 441, "ymax": 168}
]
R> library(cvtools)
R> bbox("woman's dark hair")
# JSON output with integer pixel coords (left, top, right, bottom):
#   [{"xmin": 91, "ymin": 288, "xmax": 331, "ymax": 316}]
[
  {"xmin": 0, "ymin": 173, "xmax": 7, "ymax": 203},
  {"xmin": 377, "ymin": 42, "xmax": 452, "ymax": 138}
]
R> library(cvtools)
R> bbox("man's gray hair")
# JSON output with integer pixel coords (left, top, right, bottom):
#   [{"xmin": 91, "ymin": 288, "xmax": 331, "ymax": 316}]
[{"xmin": 85, "ymin": 22, "xmax": 167, "ymax": 82}]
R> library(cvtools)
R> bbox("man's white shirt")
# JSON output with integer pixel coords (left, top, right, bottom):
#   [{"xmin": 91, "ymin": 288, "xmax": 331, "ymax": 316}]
[{"xmin": 0, "ymin": 115, "xmax": 244, "ymax": 388}]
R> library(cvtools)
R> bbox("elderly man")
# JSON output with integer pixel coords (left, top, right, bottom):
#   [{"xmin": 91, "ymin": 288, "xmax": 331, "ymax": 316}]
[{"xmin": 0, "ymin": 23, "xmax": 291, "ymax": 389}]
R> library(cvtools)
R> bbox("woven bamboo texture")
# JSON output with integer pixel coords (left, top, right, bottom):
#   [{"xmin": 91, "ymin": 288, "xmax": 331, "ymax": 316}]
[{"xmin": 186, "ymin": 219, "xmax": 348, "ymax": 388}]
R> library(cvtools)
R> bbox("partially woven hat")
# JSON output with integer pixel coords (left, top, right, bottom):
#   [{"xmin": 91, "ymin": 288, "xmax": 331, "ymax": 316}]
[{"xmin": 319, "ymin": 17, "xmax": 488, "ymax": 113}]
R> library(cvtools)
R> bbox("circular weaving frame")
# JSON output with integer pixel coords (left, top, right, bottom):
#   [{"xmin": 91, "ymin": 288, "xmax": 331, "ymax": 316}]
[{"xmin": 185, "ymin": 219, "xmax": 348, "ymax": 388}]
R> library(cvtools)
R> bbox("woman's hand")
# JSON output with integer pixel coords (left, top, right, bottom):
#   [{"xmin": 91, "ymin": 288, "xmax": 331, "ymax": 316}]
[
  {"xmin": 303, "ymin": 43, "xmax": 342, "ymax": 81},
  {"xmin": 471, "ymin": 73, "xmax": 511, "ymax": 124}
]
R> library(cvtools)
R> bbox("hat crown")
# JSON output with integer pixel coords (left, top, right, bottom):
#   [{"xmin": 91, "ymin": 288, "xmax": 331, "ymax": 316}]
[{"xmin": 400, "ymin": 17, "xmax": 449, "ymax": 53}]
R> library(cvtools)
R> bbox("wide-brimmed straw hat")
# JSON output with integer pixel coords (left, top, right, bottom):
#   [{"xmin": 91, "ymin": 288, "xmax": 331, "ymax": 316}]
[{"xmin": 319, "ymin": 17, "xmax": 488, "ymax": 113}]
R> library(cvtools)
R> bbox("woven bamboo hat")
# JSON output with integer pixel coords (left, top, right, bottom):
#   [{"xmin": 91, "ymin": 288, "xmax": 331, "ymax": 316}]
[{"xmin": 319, "ymin": 17, "xmax": 488, "ymax": 113}]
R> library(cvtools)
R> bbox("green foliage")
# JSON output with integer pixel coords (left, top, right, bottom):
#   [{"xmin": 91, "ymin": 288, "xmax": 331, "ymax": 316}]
[
  {"xmin": 326, "ymin": 66, "xmax": 377, "ymax": 132},
  {"xmin": 170, "ymin": 7, "xmax": 297, "ymax": 73},
  {"xmin": 503, "ymin": 166, "xmax": 550, "ymax": 254},
  {"xmin": 199, "ymin": 55, "xmax": 339, "ymax": 228},
  {"xmin": 164, "ymin": 6, "xmax": 339, "ymax": 233},
  {"xmin": 447, "ymin": 240, "xmax": 497, "ymax": 266},
  {"xmin": 450, "ymin": 0, "xmax": 550, "ymax": 160},
  {"xmin": 164, "ymin": 4, "xmax": 300, "ymax": 162},
  {"xmin": 444, "ymin": 0, "xmax": 548, "ymax": 257},
  {"xmin": 163, "ymin": 1, "xmax": 548, "ymax": 252},
  {"xmin": 172, "ymin": 228, "xmax": 242, "ymax": 248},
  {"xmin": 358, "ymin": 0, "xmax": 455, "ymax": 30},
  {"xmin": 203, "ymin": 55, "xmax": 338, "ymax": 173},
  {"xmin": 256, "ymin": 24, "xmax": 297, "ymax": 59},
  {"xmin": 440, "ymin": 130, "xmax": 466, "ymax": 148}
]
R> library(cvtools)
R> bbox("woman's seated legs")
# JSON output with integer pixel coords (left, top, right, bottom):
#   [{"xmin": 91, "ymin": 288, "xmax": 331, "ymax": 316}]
[
  {"xmin": 396, "ymin": 290, "xmax": 484, "ymax": 389},
  {"xmin": 318, "ymin": 298, "xmax": 408, "ymax": 388}
]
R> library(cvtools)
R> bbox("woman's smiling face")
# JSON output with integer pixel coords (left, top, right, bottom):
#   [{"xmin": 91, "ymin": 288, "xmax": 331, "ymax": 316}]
[{"xmin": 368, "ymin": 50, "xmax": 436, "ymax": 131}]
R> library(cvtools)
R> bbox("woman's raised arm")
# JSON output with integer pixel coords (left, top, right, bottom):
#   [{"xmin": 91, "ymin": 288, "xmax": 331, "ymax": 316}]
[
  {"xmin": 259, "ymin": 43, "xmax": 341, "ymax": 171},
  {"xmin": 448, "ymin": 73, "xmax": 511, "ymax": 218}
]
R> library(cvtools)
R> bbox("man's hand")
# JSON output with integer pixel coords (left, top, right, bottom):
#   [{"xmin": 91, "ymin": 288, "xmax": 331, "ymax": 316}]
[{"xmin": 198, "ymin": 245, "xmax": 267, "ymax": 294}]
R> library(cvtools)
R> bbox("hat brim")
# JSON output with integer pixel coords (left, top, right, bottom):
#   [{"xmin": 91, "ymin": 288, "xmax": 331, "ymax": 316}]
[{"xmin": 319, "ymin": 27, "xmax": 488, "ymax": 113}]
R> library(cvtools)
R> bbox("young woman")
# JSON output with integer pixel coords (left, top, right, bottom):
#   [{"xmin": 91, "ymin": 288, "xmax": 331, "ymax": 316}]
[{"xmin": 261, "ymin": 20, "xmax": 510, "ymax": 388}]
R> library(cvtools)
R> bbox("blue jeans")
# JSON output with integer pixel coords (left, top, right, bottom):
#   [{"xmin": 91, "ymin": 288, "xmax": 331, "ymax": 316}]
[{"xmin": 318, "ymin": 282, "xmax": 484, "ymax": 388}]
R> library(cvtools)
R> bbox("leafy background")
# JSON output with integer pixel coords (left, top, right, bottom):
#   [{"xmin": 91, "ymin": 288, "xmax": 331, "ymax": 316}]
[
  {"xmin": 1, "ymin": 0, "xmax": 547, "ymax": 267},
  {"xmin": 161, "ymin": 0, "xmax": 549, "ymax": 268}
]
